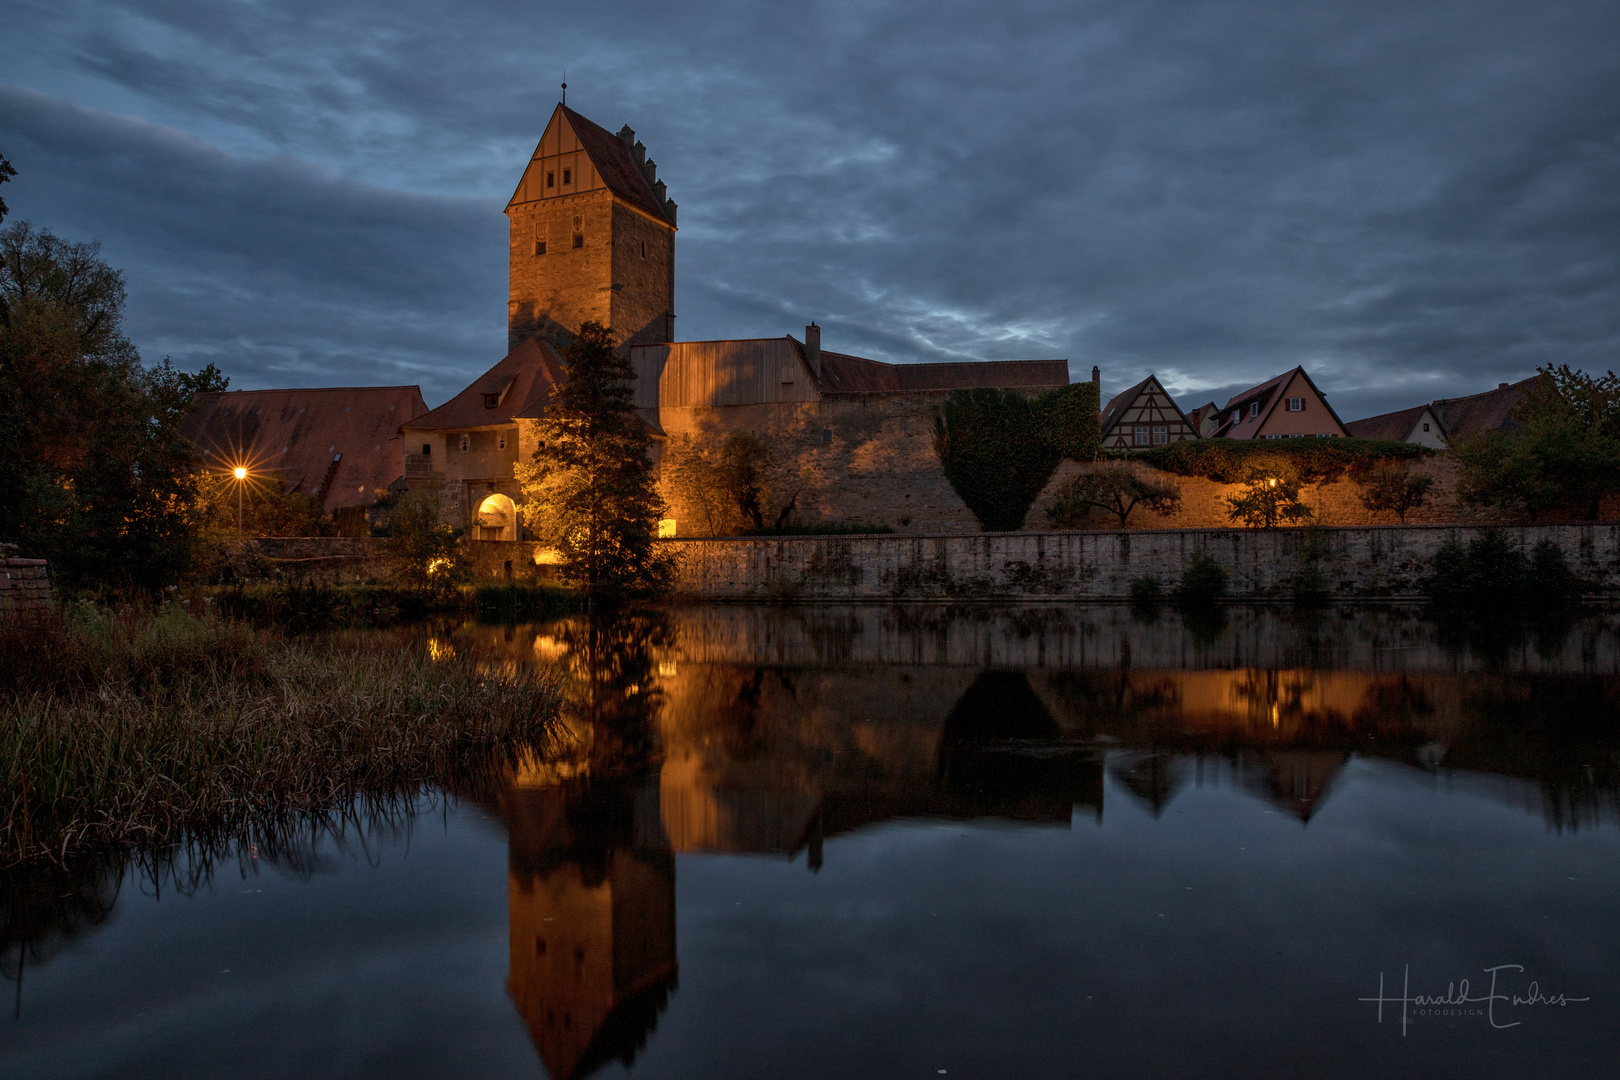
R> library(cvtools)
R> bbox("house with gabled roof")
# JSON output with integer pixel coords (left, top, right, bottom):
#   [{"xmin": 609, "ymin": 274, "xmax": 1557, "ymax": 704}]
[
  {"xmin": 1206, "ymin": 367, "xmax": 1349, "ymax": 440},
  {"xmin": 1343, "ymin": 374, "xmax": 1546, "ymax": 448},
  {"xmin": 1097, "ymin": 374, "xmax": 1198, "ymax": 449},
  {"xmin": 1344, "ymin": 403, "xmax": 1447, "ymax": 447}
]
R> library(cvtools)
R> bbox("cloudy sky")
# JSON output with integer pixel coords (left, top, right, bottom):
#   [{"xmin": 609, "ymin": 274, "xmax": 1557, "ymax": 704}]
[{"xmin": 3, "ymin": 0, "xmax": 1617, "ymax": 416}]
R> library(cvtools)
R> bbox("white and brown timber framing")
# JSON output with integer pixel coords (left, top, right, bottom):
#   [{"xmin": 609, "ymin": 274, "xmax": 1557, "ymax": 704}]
[{"xmin": 1099, "ymin": 375, "xmax": 1199, "ymax": 448}]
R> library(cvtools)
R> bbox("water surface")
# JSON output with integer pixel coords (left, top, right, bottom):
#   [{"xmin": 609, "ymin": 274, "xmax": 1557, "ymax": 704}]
[{"xmin": 4, "ymin": 605, "xmax": 1618, "ymax": 1079}]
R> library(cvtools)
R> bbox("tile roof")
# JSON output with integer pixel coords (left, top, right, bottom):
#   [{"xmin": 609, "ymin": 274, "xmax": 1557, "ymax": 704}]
[
  {"xmin": 1432, "ymin": 375, "xmax": 1544, "ymax": 441},
  {"xmin": 532, "ymin": 105, "xmax": 674, "ymax": 223},
  {"xmin": 403, "ymin": 337, "xmax": 568, "ymax": 431},
  {"xmin": 179, "ymin": 385, "xmax": 428, "ymax": 508},
  {"xmin": 814, "ymin": 350, "xmax": 1069, "ymax": 395},
  {"xmin": 1344, "ymin": 404, "xmax": 1434, "ymax": 441},
  {"xmin": 1213, "ymin": 366, "xmax": 1348, "ymax": 438}
]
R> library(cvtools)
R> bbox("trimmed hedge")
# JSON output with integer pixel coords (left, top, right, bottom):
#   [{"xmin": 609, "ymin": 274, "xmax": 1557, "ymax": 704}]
[
  {"xmin": 1126, "ymin": 437, "xmax": 1430, "ymax": 484},
  {"xmin": 1035, "ymin": 381, "xmax": 1102, "ymax": 460}
]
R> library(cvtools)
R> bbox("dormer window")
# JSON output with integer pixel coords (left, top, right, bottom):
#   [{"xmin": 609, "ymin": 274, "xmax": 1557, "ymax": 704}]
[
  {"xmin": 483, "ymin": 393, "xmax": 500, "ymax": 409},
  {"xmin": 1249, "ymin": 402, "xmax": 1260, "ymax": 419}
]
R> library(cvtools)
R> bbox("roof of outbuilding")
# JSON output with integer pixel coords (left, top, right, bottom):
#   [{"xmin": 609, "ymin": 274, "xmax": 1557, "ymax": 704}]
[
  {"xmin": 813, "ymin": 350, "xmax": 1069, "ymax": 395},
  {"xmin": 403, "ymin": 337, "xmax": 568, "ymax": 431},
  {"xmin": 1344, "ymin": 404, "xmax": 1436, "ymax": 441},
  {"xmin": 1432, "ymin": 375, "xmax": 1544, "ymax": 441},
  {"xmin": 179, "ymin": 385, "xmax": 428, "ymax": 508}
]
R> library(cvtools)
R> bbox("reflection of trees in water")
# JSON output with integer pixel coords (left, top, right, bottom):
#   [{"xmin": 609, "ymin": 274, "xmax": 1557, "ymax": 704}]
[{"xmin": 1432, "ymin": 607, "xmax": 1582, "ymax": 669}]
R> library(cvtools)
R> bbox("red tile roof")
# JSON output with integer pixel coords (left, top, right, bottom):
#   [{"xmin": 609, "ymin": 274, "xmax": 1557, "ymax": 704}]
[
  {"xmin": 403, "ymin": 337, "xmax": 568, "ymax": 431},
  {"xmin": 814, "ymin": 350, "xmax": 1068, "ymax": 394},
  {"xmin": 179, "ymin": 385, "xmax": 428, "ymax": 508},
  {"xmin": 1432, "ymin": 375, "xmax": 1545, "ymax": 441},
  {"xmin": 561, "ymin": 106, "xmax": 672, "ymax": 223},
  {"xmin": 1212, "ymin": 366, "xmax": 1348, "ymax": 438},
  {"xmin": 1344, "ymin": 404, "xmax": 1434, "ymax": 441}
]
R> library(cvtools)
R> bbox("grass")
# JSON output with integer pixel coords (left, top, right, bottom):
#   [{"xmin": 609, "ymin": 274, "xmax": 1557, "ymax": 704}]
[
  {"xmin": 211, "ymin": 580, "xmax": 579, "ymax": 627},
  {"xmin": 0, "ymin": 603, "xmax": 563, "ymax": 868}
]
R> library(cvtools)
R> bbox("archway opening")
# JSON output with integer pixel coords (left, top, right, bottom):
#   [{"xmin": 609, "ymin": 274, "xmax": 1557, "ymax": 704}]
[{"xmin": 476, "ymin": 493, "xmax": 517, "ymax": 542}]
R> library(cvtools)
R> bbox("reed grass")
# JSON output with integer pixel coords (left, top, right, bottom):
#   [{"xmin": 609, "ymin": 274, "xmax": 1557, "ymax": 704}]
[{"xmin": 0, "ymin": 604, "xmax": 563, "ymax": 867}]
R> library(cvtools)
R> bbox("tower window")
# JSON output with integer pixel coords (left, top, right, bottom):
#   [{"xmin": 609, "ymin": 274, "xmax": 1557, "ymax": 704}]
[
  {"xmin": 640, "ymin": 241, "xmax": 647, "ymax": 258},
  {"xmin": 573, "ymin": 234, "xmax": 584, "ymax": 249},
  {"xmin": 421, "ymin": 443, "xmax": 431, "ymax": 456},
  {"xmin": 546, "ymin": 171, "xmax": 554, "ymax": 187},
  {"xmin": 533, "ymin": 240, "xmax": 546, "ymax": 256},
  {"xmin": 562, "ymin": 168, "xmax": 571, "ymax": 184}
]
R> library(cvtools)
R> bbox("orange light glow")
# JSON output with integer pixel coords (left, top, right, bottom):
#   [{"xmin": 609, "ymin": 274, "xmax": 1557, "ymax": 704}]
[{"xmin": 233, "ymin": 466, "xmax": 248, "ymax": 480}]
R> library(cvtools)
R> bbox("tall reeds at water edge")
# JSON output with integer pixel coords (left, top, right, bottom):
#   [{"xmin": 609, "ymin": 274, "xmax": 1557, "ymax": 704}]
[{"xmin": 0, "ymin": 605, "xmax": 564, "ymax": 868}]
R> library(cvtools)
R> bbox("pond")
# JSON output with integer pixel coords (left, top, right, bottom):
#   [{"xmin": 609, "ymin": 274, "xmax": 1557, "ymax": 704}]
[{"xmin": 4, "ymin": 604, "xmax": 1619, "ymax": 1079}]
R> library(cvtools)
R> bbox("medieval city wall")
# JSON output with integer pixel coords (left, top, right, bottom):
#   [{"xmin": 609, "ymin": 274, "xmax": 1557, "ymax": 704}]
[{"xmin": 663, "ymin": 523, "xmax": 1620, "ymax": 601}]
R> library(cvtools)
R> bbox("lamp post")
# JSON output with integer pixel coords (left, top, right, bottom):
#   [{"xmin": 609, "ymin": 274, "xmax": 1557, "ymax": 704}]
[{"xmin": 234, "ymin": 466, "xmax": 248, "ymax": 537}]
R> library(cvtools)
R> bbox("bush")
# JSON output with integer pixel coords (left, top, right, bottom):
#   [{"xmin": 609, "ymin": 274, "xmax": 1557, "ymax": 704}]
[
  {"xmin": 1174, "ymin": 551, "xmax": 1229, "ymax": 602},
  {"xmin": 933, "ymin": 389, "xmax": 1062, "ymax": 531},
  {"xmin": 1425, "ymin": 532, "xmax": 1578, "ymax": 604},
  {"xmin": 1132, "ymin": 437, "xmax": 1428, "ymax": 484}
]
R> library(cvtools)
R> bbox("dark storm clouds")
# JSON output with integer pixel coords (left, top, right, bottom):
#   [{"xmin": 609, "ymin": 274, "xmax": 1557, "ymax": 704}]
[{"xmin": 2, "ymin": 0, "xmax": 1617, "ymax": 414}]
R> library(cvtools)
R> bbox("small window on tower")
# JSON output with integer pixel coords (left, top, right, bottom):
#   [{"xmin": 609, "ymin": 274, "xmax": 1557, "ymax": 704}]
[
  {"xmin": 533, "ymin": 240, "xmax": 546, "ymax": 256},
  {"xmin": 640, "ymin": 241, "xmax": 647, "ymax": 258},
  {"xmin": 546, "ymin": 171, "xmax": 554, "ymax": 188},
  {"xmin": 562, "ymin": 168, "xmax": 572, "ymax": 184},
  {"xmin": 573, "ymin": 234, "xmax": 584, "ymax": 249}
]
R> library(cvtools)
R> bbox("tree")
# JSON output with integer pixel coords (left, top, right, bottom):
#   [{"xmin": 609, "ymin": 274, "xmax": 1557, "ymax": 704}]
[
  {"xmin": 1352, "ymin": 459, "xmax": 1434, "ymax": 523},
  {"xmin": 1224, "ymin": 461, "xmax": 1313, "ymax": 529},
  {"xmin": 516, "ymin": 321, "xmax": 672, "ymax": 598},
  {"xmin": 664, "ymin": 431, "xmax": 781, "ymax": 536},
  {"xmin": 1047, "ymin": 463, "xmax": 1182, "ymax": 528},
  {"xmin": 1452, "ymin": 366, "xmax": 1620, "ymax": 521},
  {"xmin": 933, "ymin": 389, "xmax": 1061, "ymax": 531},
  {"xmin": 0, "ymin": 221, "xmax": 226, "ymax": 591},
  {"xmin": 0, "ymin": 154, "xmax": 14, "ymax": 226},
  {"xmin": 386, "ymin": 489, "xmax": 462, "ymax": 590}
]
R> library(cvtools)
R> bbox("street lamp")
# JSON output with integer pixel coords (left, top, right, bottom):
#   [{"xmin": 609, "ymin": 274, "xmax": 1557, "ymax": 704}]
[{"xmin": 234, "ymin": 466, "xmax": 248, "ymax": 537}]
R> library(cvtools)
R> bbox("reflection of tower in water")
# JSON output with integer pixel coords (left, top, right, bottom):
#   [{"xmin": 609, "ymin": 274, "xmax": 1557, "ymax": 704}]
[{"xmin": 500, "ymin": 777, "xmax": 677, "ymax": 1080}]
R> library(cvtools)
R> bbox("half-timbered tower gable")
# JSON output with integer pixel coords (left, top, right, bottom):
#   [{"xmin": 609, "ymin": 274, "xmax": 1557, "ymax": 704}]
[
  {"xmin": 506, "ymin": 104, "xmax": 678, "ymax": 355},
  {"xmin": 1100, "ymin": 375, "xmax": 1199, "ymax": 448}
]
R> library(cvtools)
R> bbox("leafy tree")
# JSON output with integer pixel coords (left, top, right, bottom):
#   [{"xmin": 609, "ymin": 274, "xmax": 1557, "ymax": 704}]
[
  {"xmin": 516, "ymin": 321, "xmax": 672, "ymax": 598},
  {"xmin": 664, "ymin": 431, "xmax": 781, "ymax": 535},
  {"xmin": 719, "ymin": 431, "xmax": 772, "ymax": 530},
  {"xmin": 386, "ymin": 489, "xmax": 462, "ymax": 590},
  {"xmin": 1033, "ymin": 381, "xmax": 1102, "ymax": 459},
  {"xmin": 1047, "ymin": 463, "xmax": 1182, "ymax": 528},
  {"xmin": 0, "ymin": 221, "xmax": 225, "ymax": 591},
  {"xmin": 0, "ymin": 154, "xmax": 14, "ymax": 227},
  {"xmin": 933, "ymin": 388, "xmax": 1061, "ymax": 531},
  {"xmin": 1352, "ymin": 459, "xmax": 1434, "ymax": 523},
  {"xmin": 1224, "ymin": 460, "xmax": 1313, "ymax": 529},
  {"xmin": 1452, "ymin": 366, "xmax": 1620, "ymax": 521}
]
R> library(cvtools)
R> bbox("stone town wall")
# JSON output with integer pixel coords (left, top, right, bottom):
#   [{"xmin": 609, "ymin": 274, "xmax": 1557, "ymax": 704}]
[
  {"xmin": 0, "ymin": 559, "xmax": 53, "ymax": 616},
  {"xmin": 664, "ymin": 524, "xmax": 1620, "ymax": 601}
]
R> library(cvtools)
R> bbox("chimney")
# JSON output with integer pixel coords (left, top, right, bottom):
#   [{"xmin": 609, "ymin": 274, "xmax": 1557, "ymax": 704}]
[
  {"xmin": 617, "ymin": 124, "xmax": 635, "ymax": 150},
  {"xmin": 805, "ymin": 323, "xmax": 821, "ymax": 379},
  {"xmin": 1091, "ymin": 365, "xmax": 1100, "ymax": 387},
  {"xmin": 1499, "ymin": 382, "xmax": 1509, "ymax": 389},
  {"xmin": 632, "ymin": 140, "xmax": 646, "ymax": 166},
  {"xmin": 643, "ymin": 158, "xmax": 657, "ymax": 186}
]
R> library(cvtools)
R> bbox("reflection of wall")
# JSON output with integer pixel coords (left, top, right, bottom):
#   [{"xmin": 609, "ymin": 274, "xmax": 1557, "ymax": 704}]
[{"xmin": 502, "ymin": 782, "xmax": 677, "ymax": 1080}]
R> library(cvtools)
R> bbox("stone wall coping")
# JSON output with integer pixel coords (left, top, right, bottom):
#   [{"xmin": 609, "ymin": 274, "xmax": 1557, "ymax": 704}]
[{"xmin": 659, "ymin": 522, "xmax": 1618, "ymax": 543}]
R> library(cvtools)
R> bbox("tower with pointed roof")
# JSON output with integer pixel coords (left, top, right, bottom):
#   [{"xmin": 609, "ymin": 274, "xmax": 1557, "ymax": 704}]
[{"xmin": 506, "ymin": 103, "xmax": 679, "ymax": 355}]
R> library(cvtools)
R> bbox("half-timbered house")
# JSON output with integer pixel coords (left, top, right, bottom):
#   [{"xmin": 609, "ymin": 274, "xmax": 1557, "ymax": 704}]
[{"xmin": 1099, "ymin": 375, "xmax": 1199, "ymax": 449}]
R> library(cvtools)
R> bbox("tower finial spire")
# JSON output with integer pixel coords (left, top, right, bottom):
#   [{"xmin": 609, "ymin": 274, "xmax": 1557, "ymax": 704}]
[{"xmin": 561, "ymin": 72, "xmax": 566, "ymax": 106}]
